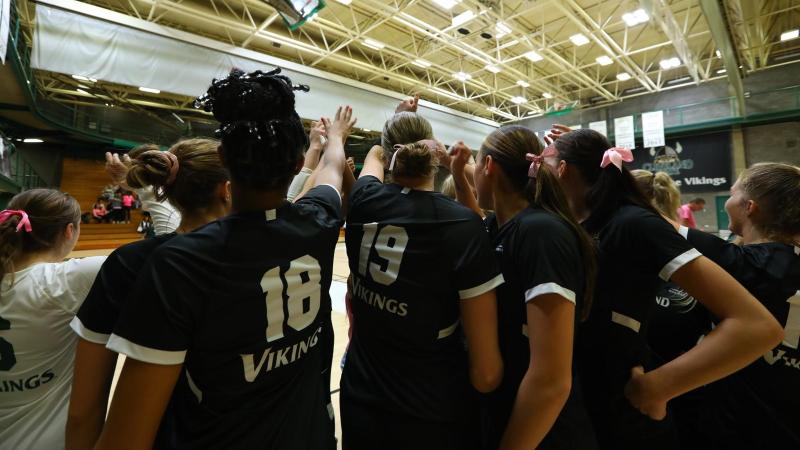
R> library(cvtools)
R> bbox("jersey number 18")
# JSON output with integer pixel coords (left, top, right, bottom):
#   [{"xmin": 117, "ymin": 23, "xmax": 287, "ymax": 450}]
[{"xmin": 260, "ymin": 255, "xmax": 322, "ymax": 343}]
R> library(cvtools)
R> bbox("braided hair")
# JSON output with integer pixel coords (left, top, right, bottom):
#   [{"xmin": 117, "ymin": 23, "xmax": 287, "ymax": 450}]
[{"xmin": 196, "ymin": 68, "xmax": 310, "ymax": 191}]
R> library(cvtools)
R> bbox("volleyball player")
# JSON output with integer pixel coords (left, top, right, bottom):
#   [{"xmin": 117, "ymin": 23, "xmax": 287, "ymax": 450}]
[
  {"xmin": 93, "ymin": 68, "xmax": 355, "ymax": 449},
  {"xmin": 449, "ymin": 126, "xmax": 596, "ymax": 450},
  {"xmin": 0, "ymin": 189, "xmax": 104, "ymax": 449},
  {"xmin": 677, "ymin": 163, "xmax": 800, "ymax": 449},
  {"xmin": 65, "ymin": 139, "xmax": 230, "ymax": 449},
  {"xmin": 544, "ymin": 128, "xmax": 783, "ymax": 450},
  {"xmin": 340, "ymin": 113, "xmax": 504, "ymax": 450}
]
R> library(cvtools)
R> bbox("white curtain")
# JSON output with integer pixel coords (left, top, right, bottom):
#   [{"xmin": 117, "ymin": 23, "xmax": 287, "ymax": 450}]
[{"xmin": 31, "ymin": 4, "xmax": 495, "ymax": 147}]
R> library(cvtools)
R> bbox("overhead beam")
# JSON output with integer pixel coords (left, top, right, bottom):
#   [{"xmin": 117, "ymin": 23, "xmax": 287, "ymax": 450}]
[
  {"xmin": 699, "ymin": 0, "xmax": 745, "ymax": 116},
  {"xmin": 640, "ymin": 0, "xmax": 704, "ymax": 83}
]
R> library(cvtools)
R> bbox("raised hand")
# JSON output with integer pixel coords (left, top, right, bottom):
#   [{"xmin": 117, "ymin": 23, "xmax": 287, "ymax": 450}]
[
  {"xmin": 346, "ymin": 157, "xmax": 356, "ymax": 173},
  {"xmin": 395, "ymin": 94, "xmax": 420, "ymax": 114},
  {"xmin": 105, "ymin": 152, "xmax": 129, "ymax": 185},
  {"xmin": 309, "ymin": 120, "xmax": 327, "ymax": 148},
  {"xmin": 544, "ymin": 124, "xmax": 572, "ymax": 146},
  {"xmin": 321, "ymin": 106, "xmax": 357, "ymax": 145},
  {"xmin": 449, "ymin": 141, "xmax": 472, "ymax": 176}
]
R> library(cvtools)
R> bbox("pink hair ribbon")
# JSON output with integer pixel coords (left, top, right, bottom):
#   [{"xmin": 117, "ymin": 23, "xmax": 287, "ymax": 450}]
[
  {"xmin": 525, "ymin": 144, "xmax": 559, "ymax": 179},
  {"xmin": 600, "ymin": 147, "xmax": 634, "ymax": 171},
  {"xmin": 162, "ymin": 151, "xmax": 179, "ymax": 186},
  {"xmin": 0, "ymin": 210, "xmax": 32, "ymax": 233}
]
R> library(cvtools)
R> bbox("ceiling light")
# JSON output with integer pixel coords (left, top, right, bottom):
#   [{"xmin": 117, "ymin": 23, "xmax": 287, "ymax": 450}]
[
  {"xmin": 570, "ymin": 33, "xmax": 590, "ymax": 46},
  {"xmin": 616, "ymin": 72, "xmax": 631, "ymax": 81},
  {"xmin": 429, "ymin": 86, "xmax": 463, "ymax": 100},
  {"xmin": 485, "ymin": 64, "xmax": 501, "ymax": 73},
  {"xmin": 363, "ymin": 129, "xmax": 372, "ymax": 132},
  {"xmin": 666, "ymin": 76, "xmax": 692, "ymax": 85},
  {"xmin": 412, "ymin": 59, "xmax": 432, "ymax": 68},
  {"xmin": 363, "ymin": 38, "xmax": 385, "ymax": 50},
  {"xmin": 527, "ymin": 110, "xmax": 537, "ymax": 116},
  {"xmin": 542, "ymin": 92, "xmax": 553, "ymax": 99},
  {"xmin": 596, "ymin": 55, "xmax": 613, "ymax": 66},
  {"xmin": 516, "ymin": 80, "xmax": 530, "ymax": 87},
  {"xmin": 716, "ymin": 68, "xmax": 727, "ymax": 74},
  {"xmin": 139, "ymin": 87, "xmax": 161, "ymax": 94},
  {"xmin": 23, "ymin": 138, "xmax": 43, "ymax": 143},
  {"xmin": 76, "ymin": 89, "xmax": 89, "ymax": 95},
  {"xmin": 715, "ymin": 49, "xmax": 722, "ymax": 58},
  {"xmin": 71, "ymin": 74, "xmax": 97, "ymax": 82},
  {"xmin": 780, "ymin": 29, "xmax": 799, "ymax": 42},
  {"xmin": 659, "ymin": 57, "xmax": 681, "ymax": 69},
  {"xmin": 495, "ymin": 21, "xmax": 512, "ymax": 38},
  {"xmin": 432, "ymin": 0, "xmax": 460, "ymax": 10},
  {"xmin": 452, "ymin": 10, "xmax": 475, "ymax": 28},
  {"xmin": 524, "ymin": 50, "xmax": 543, "ymax": 62},
  {"xmin": 487, "ymin": 107, "xmax": 515, "ymax": 120},
  {"xmin": 453, "ymin": 71, "xmax": 472, "ymax": 81},
  {"xmin": 336, "ymin": 0, "xmax": 352, "ymax": 4},
  {"xmin": 622, "ymin": 9, "xmax": 649, "ymax": 27},
  {"xmin": 511, "ymin": 96, "xmax": 527, "ymax": 104}
]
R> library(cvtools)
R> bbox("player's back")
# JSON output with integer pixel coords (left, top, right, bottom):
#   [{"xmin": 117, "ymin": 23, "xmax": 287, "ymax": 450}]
[
  {"xmin": 342, "ymin": 177, "xmax": 502, "ymax": 424},
  {"xmin": 110, "ymin": 186, "xmax": 342, "ymax": 449}
]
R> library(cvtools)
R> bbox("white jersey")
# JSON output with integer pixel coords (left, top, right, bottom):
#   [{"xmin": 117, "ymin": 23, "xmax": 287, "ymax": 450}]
[
  {"xmin": 0, "ymin": 257, "xmax": 104, "ymax": 450},
  {"xmin": 134, "ymin": 187, "xmax": 181, "ymax": 235}
]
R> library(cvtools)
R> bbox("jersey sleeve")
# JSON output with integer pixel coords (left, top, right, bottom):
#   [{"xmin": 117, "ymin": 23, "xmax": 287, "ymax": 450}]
[
  {"xmin": 449, "ymin": 215, "xmax": 504, "ymax": 300},
  {"xmin": 348, "ymin": 176, "xmax": 383, "ymax": 210},
  {"xmin": 518, "ymin": 218, "xmax": 582, "ymax": 305},
  {"xmin": 49, "ymin": 256, "xmax": 105, "ymax": 314},
  {"xmin": 107, "ymin": 247, "xmax": 196, "ymax": 365},
  {"xmin": 71, "ymin": 251, "xmax": 129, "ymax": 344},
  {"xmin": 294, "ymin": 184, "xmax": 343, "ymax": 229},
  {"xmin": 625, "ymin": 212, "xmax": 701, "ymax": 282},
  {"xmin": 683, "ymin": 227, "xmax": 750, "ymax": 280}
]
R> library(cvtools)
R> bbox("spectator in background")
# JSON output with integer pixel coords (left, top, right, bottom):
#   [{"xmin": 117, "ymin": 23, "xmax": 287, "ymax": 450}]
[
  {"xmin": 136, "ymin": 211, "xmax": 154, "ymax": 239},
  {"xmin": 108, "ymin": 193, "xmax": 123, "ymax": 224},
  {"xmin": 91, "ymin": 199, "xmax": 108, "ymax": 224},
  {"xmin": 121, "ymin": 191, "xmax": 134, "ymax": 224},
  {"xmin": 678, "ymin": 198, "xmax": 705, "ymax": 229}
]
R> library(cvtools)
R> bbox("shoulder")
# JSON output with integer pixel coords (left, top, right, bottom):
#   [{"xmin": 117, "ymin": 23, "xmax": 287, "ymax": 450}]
[
  {"xmin": 111, "ymin": 234, "xmax": 175, "ymax": 260},
  {"xmin": 517, "ymin": 208, "xmax": 575, "ymax": 236},
  {"xmin": 607, "ymin": 204, "xmax": 666, "ymax": 231}
]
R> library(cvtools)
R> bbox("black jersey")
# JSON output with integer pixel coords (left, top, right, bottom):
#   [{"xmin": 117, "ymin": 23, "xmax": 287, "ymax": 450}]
[
  {"xmin": 108, "ymin": 185, "xmax": 342, "ymax": 450},
  {"xmin": 647, "ymin": 282, "xmax": 710, "ymax": 362},
  {"xmin": 484, "ymin": 209, "xmax": 597, "ymax": 450},
  {"xmin": 576, "ymin": 205, "xmax": 701, "ymax": 450},
  {"xmin": 684, "ymin": 228, "xmax": 800, "ymax": 449},
  {"xmin": 71, "ymin": 233, "xmax": 177, "ymax": 344},
  {"xmin": 341, "ymin": 177, "xmax": 503, "ymax": 445}
]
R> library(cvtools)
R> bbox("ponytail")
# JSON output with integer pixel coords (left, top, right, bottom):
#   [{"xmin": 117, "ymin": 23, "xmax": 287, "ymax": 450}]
[
  {"xmin": 0, "ymin": 189, "xmax": 81, "ymax": 288},
  {"xmin": 482, "ymin": 126, "xmax": 596, "ymax": 320}
]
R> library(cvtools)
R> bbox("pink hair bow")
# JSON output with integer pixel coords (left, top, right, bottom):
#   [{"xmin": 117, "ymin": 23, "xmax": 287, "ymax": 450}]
[
  {"xmin": 600, "ymin": 147, "xmax": 634, "ymax": 171},
  {"xmin": 525, "ymin": 153, "xmax": 544, "ymax": 178},
  {"xmin": 0, "ymin": 210, "xmax": 32, "ymax": 233}
]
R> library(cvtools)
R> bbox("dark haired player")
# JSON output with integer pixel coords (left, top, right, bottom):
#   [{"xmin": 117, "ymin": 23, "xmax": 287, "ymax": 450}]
[{"xmin": 93, "ymin": 69, "xmax": 356, "ymax": 450}]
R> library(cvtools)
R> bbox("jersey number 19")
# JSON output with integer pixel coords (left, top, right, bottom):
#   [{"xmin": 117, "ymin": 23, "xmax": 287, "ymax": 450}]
[{"xmin": 358, "ymin": 223, "xmax": 409, "ymax": 286}]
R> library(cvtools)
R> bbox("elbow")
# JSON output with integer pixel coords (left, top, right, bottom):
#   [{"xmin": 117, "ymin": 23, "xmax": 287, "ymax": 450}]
[
  {"xmin": 471, "ymin": 362, "xmax": 504, "ymax": 393},
  {"xmin": 761, "ymin": 316, "xmax": 785, "ymax": 349}
]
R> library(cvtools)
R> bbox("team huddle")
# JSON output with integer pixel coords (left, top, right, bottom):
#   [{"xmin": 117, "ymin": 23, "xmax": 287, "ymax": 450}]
[{"xmin": 0, "ymin": 68, "xmax": 798, "ymax": 450}]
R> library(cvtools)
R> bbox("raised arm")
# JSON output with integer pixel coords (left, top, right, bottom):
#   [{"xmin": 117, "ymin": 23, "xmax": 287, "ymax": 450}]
[
  {"xmin": 450, "ymin": 142, "xmax": 482, "ymax": 217},
  {"xmin": 287, "ymin": 121, "xmax": 326, "ymax": 202},
  {"xmin": 311, "ymin": 106, "xmax": 356, "ymax": 193},
  {"xmin": 625, "ymin": 256, "xmax": 783, "ymax": 419},
  {"xmin": 360, "ymin": 145, "xmax": 387, "ymax": 182}
]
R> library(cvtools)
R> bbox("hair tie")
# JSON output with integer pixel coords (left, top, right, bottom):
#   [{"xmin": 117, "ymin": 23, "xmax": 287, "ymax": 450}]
[
  {"xmin": 600, "ymin": 147, "xmax": 634, "ymax": 171},
  {"xmin": 389, "ymin": 140, "xmax": 440, "ymax": 171},
  {"xmin": 162, "ymin": 151, "xmax": 179, "ymax": 186},
  {"xmin": 525, "ymin": 153, "xmax": 544, "ymax": 178},
  {"xmin": 0, "ymin": 210, "xmax": 32, "ymax": 233}
]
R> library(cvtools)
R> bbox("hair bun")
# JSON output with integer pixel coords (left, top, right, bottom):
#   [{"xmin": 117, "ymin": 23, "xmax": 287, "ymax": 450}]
[{"xmin": 196, "ymin": 68, "xmax": 309, "ymax": 124}]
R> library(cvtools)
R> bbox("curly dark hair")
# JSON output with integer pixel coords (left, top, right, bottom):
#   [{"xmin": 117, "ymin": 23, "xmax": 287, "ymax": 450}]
[{"xmin": 195, "ymin": 68, "xmax": 310, "ymax": 190}]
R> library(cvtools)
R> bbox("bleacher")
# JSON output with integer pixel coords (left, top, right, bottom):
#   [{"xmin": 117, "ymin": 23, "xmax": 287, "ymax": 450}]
[{"xmin": 60, "ymin": 157, "xmax": 143, "ymax": 251}]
